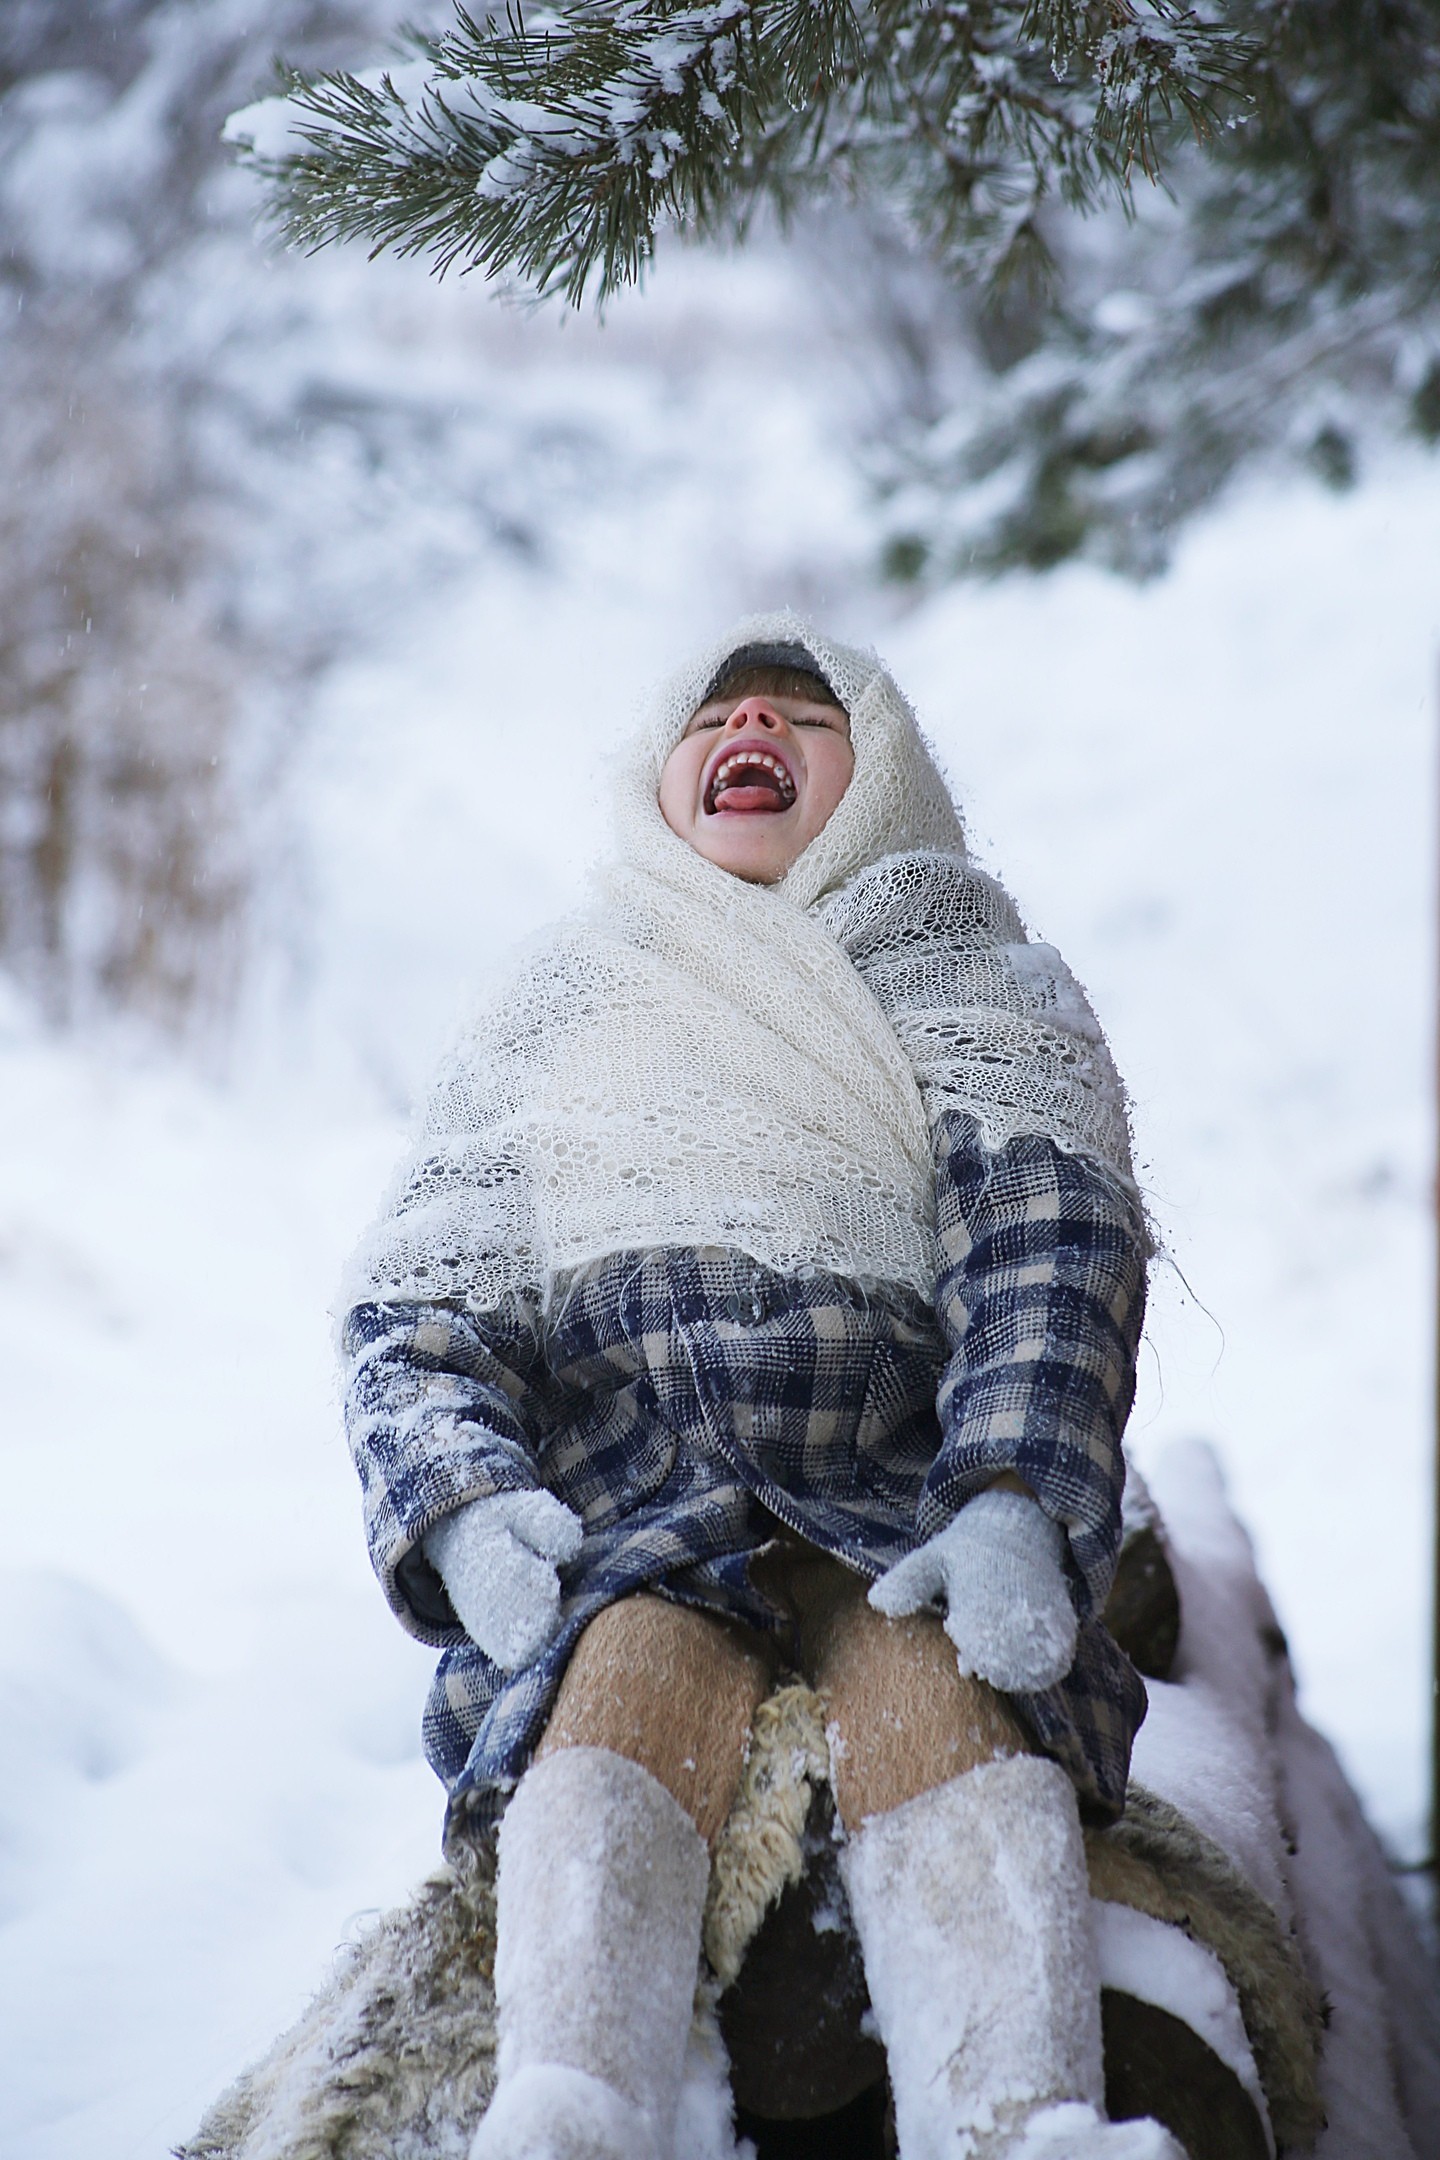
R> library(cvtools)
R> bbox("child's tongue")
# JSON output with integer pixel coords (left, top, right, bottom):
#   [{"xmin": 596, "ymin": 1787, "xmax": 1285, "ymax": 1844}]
[
  {"xmin": 714, "ymin": 781, "xmax": 788, "ymax": 813},
  {"xmin": 712, "ymin": 771, "xmax": 791, "ymax": 814}
]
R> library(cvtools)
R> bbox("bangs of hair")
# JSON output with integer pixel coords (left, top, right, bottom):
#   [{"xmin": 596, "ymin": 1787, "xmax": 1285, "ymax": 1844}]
[{"xmin": 697, "ymin": 662, "xmax": 847, "ymax": 715}]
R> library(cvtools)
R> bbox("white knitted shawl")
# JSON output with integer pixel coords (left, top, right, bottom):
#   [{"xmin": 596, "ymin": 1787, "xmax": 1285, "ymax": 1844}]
[{"xmin": 346, "ymin": 614, "xmax": 1134, "ymax": 1312}]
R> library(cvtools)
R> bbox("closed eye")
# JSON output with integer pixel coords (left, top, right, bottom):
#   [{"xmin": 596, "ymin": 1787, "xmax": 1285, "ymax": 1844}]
[{"xmin": 681, "ymin": 704, "xmax": 849, "ymax": 737}]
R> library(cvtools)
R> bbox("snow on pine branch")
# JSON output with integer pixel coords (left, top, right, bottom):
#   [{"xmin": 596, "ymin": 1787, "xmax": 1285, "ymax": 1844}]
[
  {"xmin": 865, "ymin": 0, "xmax": 1440, "ymax": 580},
  {"xmin": 227, "ymin": 0, "xmax": 851, "ymax": 299},
  {"xmin": 228, "ymin": 0, "xmax": 1254, "ymax": 303}
]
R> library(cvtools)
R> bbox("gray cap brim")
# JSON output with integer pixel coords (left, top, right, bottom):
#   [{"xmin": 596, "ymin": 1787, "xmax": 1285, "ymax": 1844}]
[{"xmin": 699, "ymin": 639, "xmax": 843, "ymax": 708}]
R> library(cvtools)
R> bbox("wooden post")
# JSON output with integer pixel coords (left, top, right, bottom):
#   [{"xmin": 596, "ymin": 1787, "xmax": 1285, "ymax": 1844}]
[{"xmin": 1434, "ymin": 648, "xmax": 1440, "ymax": 1863}]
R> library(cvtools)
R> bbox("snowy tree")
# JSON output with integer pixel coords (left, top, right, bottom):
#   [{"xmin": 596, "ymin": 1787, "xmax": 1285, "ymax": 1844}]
[
  {"xmin": 7, "ymin": 0, "xmax": 873, "ymax": 1032},
  {"xmin": 866, "ymin": 0, "xmax": 1440, "ymax": 579},
  {"xmin": 0, "ymin": 0, "xmax": 568, "ymax": 1028},
  {"xmin": 0, "ymin": 1, "xmax": 391, "ymax": 1025},
  {"xmin": 242, "ymin": 0, "xmax": 1440, "ymax": 576}
]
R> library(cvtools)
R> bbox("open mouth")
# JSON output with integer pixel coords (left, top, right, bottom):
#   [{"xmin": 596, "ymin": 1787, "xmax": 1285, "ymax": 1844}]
[{"xmin": 703, "ymin": 744, "xmax": 798, "ymax": 816}]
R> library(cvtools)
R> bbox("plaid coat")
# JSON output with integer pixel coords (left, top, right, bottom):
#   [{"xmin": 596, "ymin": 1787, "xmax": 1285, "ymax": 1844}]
[{"xmin": 342, "ymin": 1110, "xmax": 1148, "ymax": 1839}]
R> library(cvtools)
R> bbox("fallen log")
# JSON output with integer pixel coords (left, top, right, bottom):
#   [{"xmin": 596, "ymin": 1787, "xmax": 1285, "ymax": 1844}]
[{"xmin": 178, "ymin": 1445, "xmax": 1438, "ymax": 2160}]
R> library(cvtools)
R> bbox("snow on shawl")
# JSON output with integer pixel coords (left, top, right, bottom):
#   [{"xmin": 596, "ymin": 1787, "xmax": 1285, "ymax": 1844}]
[{"xmin": 344, "ymin": 613, "xmax": 1136, "ymax": 1314}]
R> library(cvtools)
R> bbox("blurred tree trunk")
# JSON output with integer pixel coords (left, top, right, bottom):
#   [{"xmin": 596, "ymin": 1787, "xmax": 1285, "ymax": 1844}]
[
  {"xmin": 0, "ymin": 0, "xmax": 392, "ymax": 1032},
  {"xmin": 0, "ymin": 342, "xmax": 244, "ymax": 1025}
]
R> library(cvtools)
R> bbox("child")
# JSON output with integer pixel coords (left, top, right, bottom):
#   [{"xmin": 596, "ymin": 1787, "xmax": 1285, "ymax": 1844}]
[{"xmin": 340, "ymin": 617, "xmax": 1184, "ymax": 2160}]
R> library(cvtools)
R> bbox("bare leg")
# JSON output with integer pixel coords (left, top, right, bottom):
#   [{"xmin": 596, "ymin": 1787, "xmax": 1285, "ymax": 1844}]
[
  {"xmin": 537, "ymin": 1592, "xmax": 773, "ymax": 1846},
  {"xmin": 789, "ymin": 1552, "xmax": 1032, "ymax": 1828},
  {"xmin": 782, "ymin": 1557, "xmax": 1185, "ymax": 2159},
  {"xmin": 477, "ymin": 1597, "xmax": 769, "ymax": 2159}
]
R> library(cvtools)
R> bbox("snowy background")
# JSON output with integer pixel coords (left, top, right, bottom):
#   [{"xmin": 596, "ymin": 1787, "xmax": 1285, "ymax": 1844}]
[{"xmin": 2, "ymin": 6, "xmax": 1438, "ymax": 2155}]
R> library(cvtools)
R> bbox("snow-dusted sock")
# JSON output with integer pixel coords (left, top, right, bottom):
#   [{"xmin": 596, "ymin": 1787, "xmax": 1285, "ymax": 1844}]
[
  {"xmin": 673, "ymin": 1986, "xmax": 752, "ymax": 2160},
  {"xmin": 1009, "ymin": 2104, "xmax": 1191, "ymax": 2158},
  {"xmin": 840, "ymin": 1756, "xmax": 1190, "ymax": 2160},
  {"xmin": 470, "ymin": 1745, "xmax": 711, "ymax": 2160}
]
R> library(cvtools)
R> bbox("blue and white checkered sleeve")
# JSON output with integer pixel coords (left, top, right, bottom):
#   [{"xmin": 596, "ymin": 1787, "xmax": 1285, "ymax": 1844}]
[
  {"xmin": 919, "ymin": 1111, "xmax": 1148, "ymax": 1616},
  {"xmin": 341, "ymin": 1295, "xmax": 554, "ymax": 1644}
]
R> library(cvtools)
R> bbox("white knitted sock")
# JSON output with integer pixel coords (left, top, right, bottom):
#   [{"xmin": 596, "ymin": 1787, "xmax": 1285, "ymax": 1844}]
[
  {"xmin": 842, "ymin": 1756, "xmax": 1189, "ymax": 2159},
  {"xmin": 470, "ymin": 1746, "xmax": 710, "ymax": 2160}
]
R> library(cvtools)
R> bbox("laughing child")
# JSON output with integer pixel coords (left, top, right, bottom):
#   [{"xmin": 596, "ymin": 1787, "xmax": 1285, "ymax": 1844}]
[{"xmin": 340, "ymin": 617, "xmax": 1182, "ymax": 2160}]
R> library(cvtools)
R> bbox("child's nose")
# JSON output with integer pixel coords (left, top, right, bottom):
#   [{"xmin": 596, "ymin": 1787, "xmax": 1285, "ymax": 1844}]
[{"xmin": 725, "ymin": 698, "xmax": 782, "ymax": 732}]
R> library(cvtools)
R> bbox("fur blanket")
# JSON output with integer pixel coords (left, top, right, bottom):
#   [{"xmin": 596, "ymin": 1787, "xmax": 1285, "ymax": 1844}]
[{"xmin": 177, "ymin": 1682, "xmax": 1323, "ymax": 2160}]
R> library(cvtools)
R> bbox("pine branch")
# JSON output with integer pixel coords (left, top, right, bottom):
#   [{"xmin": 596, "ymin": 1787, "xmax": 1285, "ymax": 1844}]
[
  {"xmin": 869, "ymin": 0, "xmax": 1440, "ymax": 579},
  {"xmin": 233, "ymin": 0, "xmax": 1257, "ymax": 302},
  {"xmin": 223, "ymin": 0, "xmax": 1440, "ymax": 580}
]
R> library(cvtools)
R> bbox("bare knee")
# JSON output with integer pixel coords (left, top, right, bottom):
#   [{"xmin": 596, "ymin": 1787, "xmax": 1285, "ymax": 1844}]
[
  {"xmin": 809, "ymin": 1582, "xmax": 1034, "ymax": 1830},
  {"xmin": 537, "ymin": 1594, "xmax": 771, "ymax": 1847}
]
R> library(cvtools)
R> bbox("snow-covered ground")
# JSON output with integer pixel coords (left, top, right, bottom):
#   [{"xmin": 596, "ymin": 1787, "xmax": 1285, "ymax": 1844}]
[{"xmin": 1, "ymin": 221, "xmax": 1438, "ymax": 2155}]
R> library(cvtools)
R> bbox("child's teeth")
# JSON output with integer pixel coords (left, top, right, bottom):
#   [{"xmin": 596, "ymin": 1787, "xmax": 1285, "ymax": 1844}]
[
  {"xmin": 717, "ymin": 752, "xmax": 790, "ymax": 780},
  {"xmin": 708, "ymin": 746, "xmax": 796, "ymax": 808}
]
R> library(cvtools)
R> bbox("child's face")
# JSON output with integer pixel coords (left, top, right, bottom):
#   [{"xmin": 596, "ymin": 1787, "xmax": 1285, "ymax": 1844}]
[{"xmin": 658, "ymin": 688, "xmax": 854, "ymax": 883}]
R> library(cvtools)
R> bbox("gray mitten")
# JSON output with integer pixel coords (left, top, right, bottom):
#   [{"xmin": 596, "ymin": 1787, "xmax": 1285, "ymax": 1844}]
[
  {"xmin": 423, "ymin": 1489, "xmax": 584, "ymax": 1672},
  {"xmin": 869, "ymin": 1488, "xmax": 1078, "ymax": 1693}
]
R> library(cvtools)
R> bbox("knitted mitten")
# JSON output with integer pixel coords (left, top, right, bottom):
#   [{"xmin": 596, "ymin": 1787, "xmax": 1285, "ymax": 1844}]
[
  {"xmin": 424, "ymin": 1490, "xmax": 583, "ymax": 1671},
  {"xmin": 869, "ymin": 1488, "xmax": 1077, "ymax": 1692}
]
